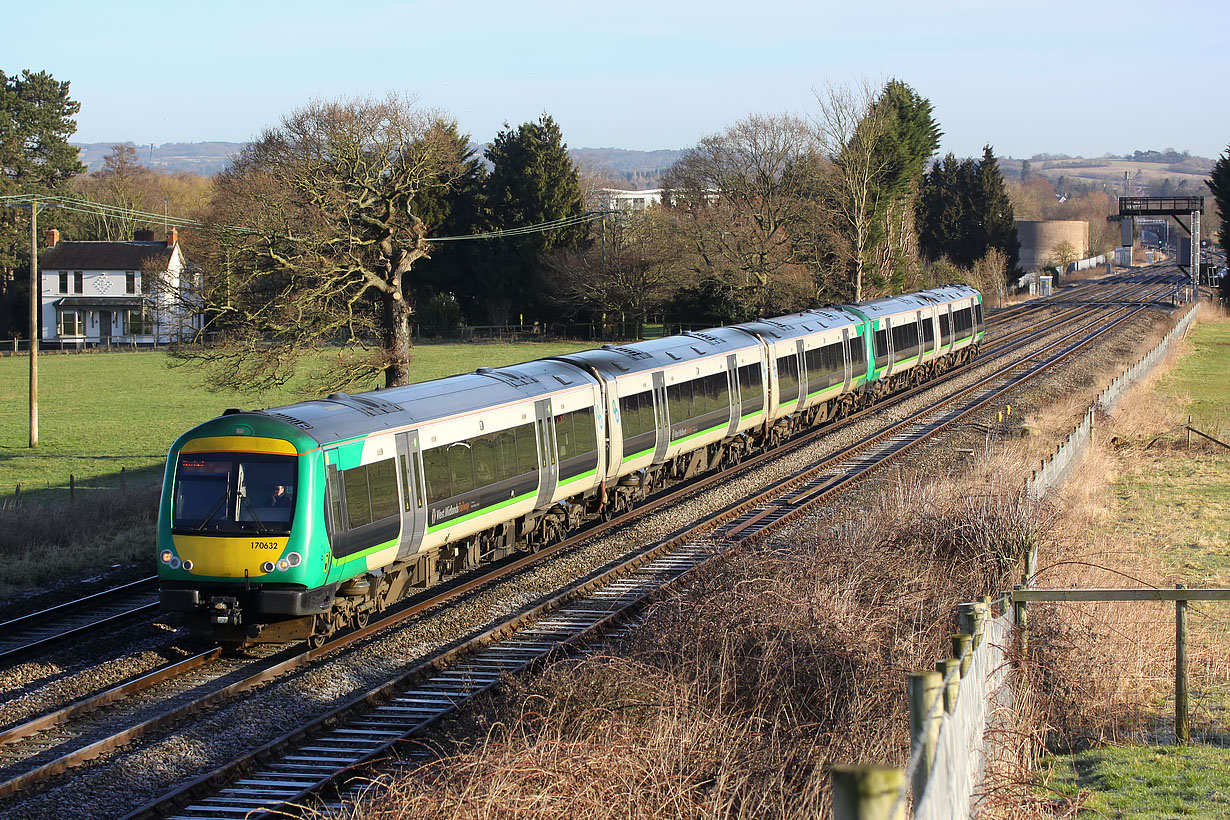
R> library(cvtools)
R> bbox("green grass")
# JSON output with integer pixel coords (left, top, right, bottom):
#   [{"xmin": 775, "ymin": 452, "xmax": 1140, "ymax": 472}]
[
  {"xmin": 0, "ymin": 341, "xmax": 595, "ymax": 500},
  {"xmin": 1039, "ymin": 316, "xmax": 1230, "ymax": 813},
  {"xmin": 1155, "ymin": 317, "xmax": 1230, "ymax": 436},
  {"xmin": 1042, "ymin": 745, "xmax": 1230, "ymax": 819}
]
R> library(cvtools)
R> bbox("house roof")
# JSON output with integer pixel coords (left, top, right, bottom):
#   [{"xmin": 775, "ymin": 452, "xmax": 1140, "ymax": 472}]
[{"xmin": 40, "ymin": 241, "xmax": 175, "ymax": 271}]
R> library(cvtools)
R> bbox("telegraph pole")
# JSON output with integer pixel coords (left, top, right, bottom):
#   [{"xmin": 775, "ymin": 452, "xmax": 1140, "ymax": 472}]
[
  {"xmin": 6, "ymin": 198, "xmax": 57, "ymax": 447},
  {"xmin": 29, "ymin": 201, "xmax": 37, "ymax": 448}
]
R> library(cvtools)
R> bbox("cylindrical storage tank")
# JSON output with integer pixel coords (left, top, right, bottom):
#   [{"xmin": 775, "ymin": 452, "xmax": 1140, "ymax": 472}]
[{"xmin": 1014, "ymin": 220, "xmax": 1089, "ymax": 272}]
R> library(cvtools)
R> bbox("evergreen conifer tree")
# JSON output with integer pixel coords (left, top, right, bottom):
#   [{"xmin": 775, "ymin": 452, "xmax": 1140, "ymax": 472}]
[{"xmin": 1206, "ymin": 144, "xmax": 1230, "ymax": 259}]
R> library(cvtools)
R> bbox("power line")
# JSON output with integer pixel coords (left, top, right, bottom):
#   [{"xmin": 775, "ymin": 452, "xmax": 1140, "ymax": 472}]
[{"xmin": 1, "ymin": 193, "xmax": 611, "ymax": 242}]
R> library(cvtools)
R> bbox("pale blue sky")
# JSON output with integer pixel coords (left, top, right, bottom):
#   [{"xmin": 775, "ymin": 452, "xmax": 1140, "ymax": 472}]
[{"xmin": 9, "ymin": 0, "xmax": 1229, "ymax": 159}]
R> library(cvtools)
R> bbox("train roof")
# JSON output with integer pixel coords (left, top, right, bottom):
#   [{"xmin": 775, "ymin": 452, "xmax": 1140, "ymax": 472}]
[
  {"xmin": 235, "ymin": 358, "xmax": 597, "ymax": 446},
  {"xmin": 733, "ymin": 306, "xmax": 862, "ymax": 341},
  {"xmin": 553, "ymin": 326, "xmax": 759, "ymax": 379}
]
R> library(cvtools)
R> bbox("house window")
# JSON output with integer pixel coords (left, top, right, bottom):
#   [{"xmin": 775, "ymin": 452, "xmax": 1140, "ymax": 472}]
[
  {"xmin": 126, "ymin": 272, "xmax": 136, "ymax": 294},
  {"xmin": 126, "ymin": 309, "xmax": 153, "ymax": 335},
  {"xmin": 58, "ymin": 310, "xmax": 84, "ymax": 337},
  {"xmin": 58, "ymin": 272, "xmax": 68, "ymax": 293},
  {"xmin": 73, "ymin": 272, "xmax": 83, "ymax": 294}
]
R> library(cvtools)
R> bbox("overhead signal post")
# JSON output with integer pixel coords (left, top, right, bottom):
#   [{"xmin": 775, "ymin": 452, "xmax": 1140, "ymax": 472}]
[{"xmin": 1118, "ymin": 196, "xmax": 1204, "ymax": 300}]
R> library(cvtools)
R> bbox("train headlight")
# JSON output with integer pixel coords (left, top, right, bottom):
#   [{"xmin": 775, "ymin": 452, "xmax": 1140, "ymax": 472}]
[
  {"xmin": 277, "ymin": 559, "xmax": 289, "ymax": 572},
  {"xmin": 286, "ymin": 552, "xmax": 302, "ymax": 567},
  {"xmin": 168, "ymin": 557, "xmax": 181, "ymax": 570},
  {"xmin": 160, "ymin": 550, "xmax": 174, "ymax": 564},
  {"xmin": 261, "ymin": 561, "xmax": 275, "ymax": 573}
]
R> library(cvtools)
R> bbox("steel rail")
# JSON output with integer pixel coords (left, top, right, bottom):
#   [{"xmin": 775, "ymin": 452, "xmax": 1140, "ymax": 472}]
[
  {"xmin": 0, "ymin": 578, "xmax": 160, "ymax": 666},
  {"xmin": 113, "ymin": 285, "xmax": 1178, "ymax": 820},
  {"xmin": 0, "ymin": 278, "xmax": 1178, "ymax": 804}
]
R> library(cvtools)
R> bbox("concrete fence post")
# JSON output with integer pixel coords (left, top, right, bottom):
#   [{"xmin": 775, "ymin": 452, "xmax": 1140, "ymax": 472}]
[{"xmin": 831, "ymin": 765, "xmax": 906, "ymax": 820}]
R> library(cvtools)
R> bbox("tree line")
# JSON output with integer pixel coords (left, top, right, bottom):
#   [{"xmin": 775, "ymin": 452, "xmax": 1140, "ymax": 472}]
[{"xmin": 2, "ymin": 70, "xmax": 1031, "ymax": 394}]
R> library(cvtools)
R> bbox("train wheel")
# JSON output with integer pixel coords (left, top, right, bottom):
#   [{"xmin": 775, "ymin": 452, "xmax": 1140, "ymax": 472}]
[{"xmin": 355, "ymin": 609, "xmax": 370, "ymax": 629}]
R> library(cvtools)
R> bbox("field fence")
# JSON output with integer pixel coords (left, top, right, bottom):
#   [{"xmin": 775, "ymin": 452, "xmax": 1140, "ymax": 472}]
[{"xmin": 1026, "ymin": 303, "xmax": 1198, "ymax": 498}]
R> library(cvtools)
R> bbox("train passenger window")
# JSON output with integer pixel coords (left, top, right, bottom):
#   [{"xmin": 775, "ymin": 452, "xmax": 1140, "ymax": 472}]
[
  {"xmin": 448, "ymin": 443, "xmax": 475, "ymax": 495},
  {"xmin": 873, "ymin": 328, "xmax": 890, "ymax": 371},
  {"xmin": 343, "ymin": 465, "xmax": 372, "ymax": 529},
  {"xmin": 422, "ymin": 447, "xmax": 451, "ymax": 504},
  {"xmin": 954, "ymin": 307, "xmax": 973, "ymax": 338},
  {"xmin": 974, "ymin": 302, "xmax": 984, "ymax": 330},
  {"xmin": 849, "ymin": 336, "xmax": 866, "ymax": 370},
  {"xmin": 571, "ymin": 407, "xmax": 597, "ymax": 454},
  {"xmin": 777, "ymin": 354, "xmax": 799, "ymax": 404},
  {"xmin": 515, "ymin": 423, "xmax": 539, "ymax": 475},
  {"xmin": 922, "ymin": 316, "xmax": 935, "ymax": 352},
  {"xmin": 473, "ymin": 435, "xmax": 499, "ymax": 484},
  {"xmin": 666, "ymin": 381, "xmax": 692, "ymax": 424},
  {"xmin": 939, "ymin": 313, "xmax": 951, "ymax": 346},
  {"xmin": 367, "ymin": 459, "xmax": 400, "ymax": 521},
  {"xmin": 494, "ymin": 431, "xmax": 518, "ymax": 481},
  {"xmin": 737, "ymin": 363, "xmax": 763, "ymax": 415},
  {"xmin": 555, "ymin": 413, "xmax": 576, "ymax": 461}
]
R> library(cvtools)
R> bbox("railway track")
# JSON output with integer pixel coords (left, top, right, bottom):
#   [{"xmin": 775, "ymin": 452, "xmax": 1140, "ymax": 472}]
[
  {"xmin": 0, "ymin": 275, "xmax": 1182, "ymax": 810},
  {"xmin": 0, "ymin": 578, "xmax": 160, "ymax": 667},
  {"xmin": 114, "ymin": 283, "xmax": 1177, "ymax": 820},
  {"xmin": 0, "ymin": 271, "xmax": 1159, "ymax": 673}
]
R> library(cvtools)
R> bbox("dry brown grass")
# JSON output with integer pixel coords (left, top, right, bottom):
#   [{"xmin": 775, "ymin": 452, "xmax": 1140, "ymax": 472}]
[
  {"xmin": 0, "ymin": 485, "xmax": 158, "ymax": 595},
  {"xmin": 331, "ymin": 466, "xmax": 1050, "ymax": 820}
]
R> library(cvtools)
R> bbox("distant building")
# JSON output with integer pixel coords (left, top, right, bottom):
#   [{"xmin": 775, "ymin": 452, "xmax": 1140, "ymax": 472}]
[
  {"xmin": 1014, "ymin": 220, "xmax": 1089, "ymax": 272},
  {"xmin": 594, "ymin": 188, "xmax": 664, "ymax": 212},
  {"xmin": 38, "ymin": 227, "xmax": 200, "ymax": 345}
]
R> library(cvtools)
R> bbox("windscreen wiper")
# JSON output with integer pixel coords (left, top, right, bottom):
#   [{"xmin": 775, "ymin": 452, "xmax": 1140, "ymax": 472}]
[
  {"xmin": 194, "ymin": 493, "xmax": 228, "ymax": 531},
  {"xmin": 237, "ymin": 492, "xmax": 270, "ymax": 534}
]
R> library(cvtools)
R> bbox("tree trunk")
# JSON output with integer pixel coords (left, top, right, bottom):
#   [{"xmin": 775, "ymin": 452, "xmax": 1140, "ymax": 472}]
[{"xmin": 382, "ymin": 285, "xmax": 413, "ymax": 388}]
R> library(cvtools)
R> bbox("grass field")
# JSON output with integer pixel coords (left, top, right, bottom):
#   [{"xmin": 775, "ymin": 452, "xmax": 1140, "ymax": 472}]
[
  {"xmin": 0, "ymin": 341, "xmax": 595, "ymax": 500},
  {"xmin": 1038, "ymin": 309, "xmax": 1230, "ymax": 814}
]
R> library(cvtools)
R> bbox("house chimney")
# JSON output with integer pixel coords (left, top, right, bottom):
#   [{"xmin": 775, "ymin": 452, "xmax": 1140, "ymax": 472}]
[
  {"xmin": 46, "ymin": 228, "xmax": 59, "ymax": 248},
  {"xmin": 167, "ymin": 226, "xmax": 178, "ymax": 246},
  {"xmin": 134, "ymin": 229, "xmax": 155, "ymax": 241}
]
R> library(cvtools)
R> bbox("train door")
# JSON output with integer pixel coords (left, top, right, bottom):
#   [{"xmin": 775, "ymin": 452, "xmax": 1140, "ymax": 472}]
[
  {"xmin": 794, "ymin": 339, "xmax": 807, "ymax": 403},
  {"xmin": 883, "ymin": 317, "xmax": 895, "ymax": 378},
  {"xmin": 396, "ymin": 430, "xmax": 427, "ymax": 556},
  {"xmin": 651, "ymin": 370, "xmax": 669, "ymax": 463},
  {"xmin": 841, "ymin": 328, "xmax": 852, "ymax": 391},
  {"xmin": 533, "ymin": 398, "xmax": 558, "ymax": 508},
  {"xmin": 725, "ymin": 353, "xmax": 740, "ymax": 436}
]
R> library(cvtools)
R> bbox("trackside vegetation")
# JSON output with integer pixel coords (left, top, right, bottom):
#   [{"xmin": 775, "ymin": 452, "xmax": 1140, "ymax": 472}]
[{"xmin": 1035, "ymin": 307, "xmax": 1230, "ymax": 816}]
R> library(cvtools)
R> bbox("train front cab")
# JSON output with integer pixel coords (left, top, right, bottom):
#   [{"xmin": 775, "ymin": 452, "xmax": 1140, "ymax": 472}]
[{"xmin": 157, "ymin": 419, "xmax": 333, "ymax": 644}]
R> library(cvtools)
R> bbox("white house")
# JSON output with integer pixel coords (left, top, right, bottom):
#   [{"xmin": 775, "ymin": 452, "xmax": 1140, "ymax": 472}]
[
  {"xmin": 39, "ymin": 227, "xmax": 199, "ymax": 345},
  {"xmin": 594, "ymin": 188, "xmax": 664, "ymax": 212}
]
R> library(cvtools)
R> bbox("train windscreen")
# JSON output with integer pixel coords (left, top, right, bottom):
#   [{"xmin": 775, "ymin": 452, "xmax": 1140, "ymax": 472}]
[{"xmin": 173, "ymin": 452, "xmax": 297, "ymax": 534}]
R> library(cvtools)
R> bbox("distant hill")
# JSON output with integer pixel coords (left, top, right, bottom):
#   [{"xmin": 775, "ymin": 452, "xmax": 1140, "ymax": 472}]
[
  {"xmin": 73, "ymin": 141, "xmax": 685, "ymax": 188},
  {"xmin": 74, "ymin": 142, "xmax": 243, "ymax": 175},
  {"xmin": 999, "ymin": 151, "xmax": 1213, "ymax": 197}
]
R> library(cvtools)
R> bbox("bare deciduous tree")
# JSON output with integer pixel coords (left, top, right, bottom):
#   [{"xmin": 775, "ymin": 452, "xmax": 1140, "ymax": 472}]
[
  {"xmin": 176, "ymin": 95, "xmax": 467, "ymax": 393},
  {"xmin": 661, "ymin": 114, "xmax": 819, "ymax": 318}
]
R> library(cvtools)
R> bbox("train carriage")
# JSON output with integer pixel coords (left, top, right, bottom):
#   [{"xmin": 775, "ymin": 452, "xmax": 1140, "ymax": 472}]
[
  {"xmin": 159, "ymin": 360, "xmax": 603, "ymax": 645},
  {"xmin": 158, "ymin": 284, "xmax": 985, "ymax": 648}
]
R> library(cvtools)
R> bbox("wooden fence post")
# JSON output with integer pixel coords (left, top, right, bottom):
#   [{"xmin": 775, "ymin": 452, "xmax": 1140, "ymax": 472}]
[
  {"xmin": 908, "ymin": 670, "xmax": 943, "ymax": 805},
  {"xmin": 959, "ymin": 603, "xmax": 986, "ymax": 648},
  {"xmin": 69, "ymin": 473, "xmax": 75, "ymax": 503},
  {"xmin": 831, "ymin": 765, "xmax": 906, "ymax": 820},
  {"xmin": 1013, "ymin": 585, "xmax": 1029, "ymax": 674},
  {"xmin": 936, "ymin": 658, "xmax": 960, "ymax": 714},
  {"xmin": 121, "ymin": 467, "xmax": 126, "ymax": 494},
  {"xmin": 952, "ymin": 633, "xmax": 973, "ymax": 675},
  {"xmin": 1176, "ymin": 582, "xmax": 1189, "ymax": 744}
]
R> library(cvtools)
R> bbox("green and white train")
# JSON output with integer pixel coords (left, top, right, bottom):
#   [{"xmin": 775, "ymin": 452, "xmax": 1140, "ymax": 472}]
[{"xmin": 158, "ymin": 285, "xmax": 984, "ymax": 645}]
